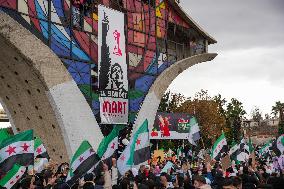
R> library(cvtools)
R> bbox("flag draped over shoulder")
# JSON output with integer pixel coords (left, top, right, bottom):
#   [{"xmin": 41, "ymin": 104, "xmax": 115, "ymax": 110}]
[
  {"xmin": 187, "ymin": 117, "xmax": 200, "ymax": 145},
  {"xmin": 272, "ymin": 134, "xmax": 284, "ymax": 156},
  {"xmin": 66, "ymin": 140, "xmax": 100, "ymax": 186},
  {"xmin": 0, "ymin": 164, "xmax": 26, "ymax": 189},
  {"xmin": 0, "ymin": 130, "xmax": 33, "ymax": 174},
  {"xmin": 117, "ymin": 119, "xmax": 150, "ymax": 175},
  {"xmin": 34, "ymin": 137, "xmax": 49, "ymax": 159},
  {"xmin": 259, "ymin": 140, "xmax": 272, "ymax": 157},
  {"xmin": 211, "ymin": 132, "xmax": 228, "ymax": 161}
]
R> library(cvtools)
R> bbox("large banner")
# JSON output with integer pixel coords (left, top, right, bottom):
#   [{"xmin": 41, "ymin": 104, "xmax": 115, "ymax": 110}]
[
  {"xmin": 98, "ymin": 5, "xmax": 128, "ymax": 124},
  {"xmin": 150, "ymin": 112, "xmax": 196, "ymax": 139}
]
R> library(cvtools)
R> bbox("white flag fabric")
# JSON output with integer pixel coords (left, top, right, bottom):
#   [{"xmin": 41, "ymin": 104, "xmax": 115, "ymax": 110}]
[{"xmin": 187, "ymin": 117, "xmax": 200, "ymax": 145}]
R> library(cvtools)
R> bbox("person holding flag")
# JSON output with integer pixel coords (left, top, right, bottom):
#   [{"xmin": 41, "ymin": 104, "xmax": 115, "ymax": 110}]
[
  {"xmin": 117, "ymin": 119, "xmax": 151, "ymax": 175},
  {"xmin": 97, "ymin": 125, "xmax": 124, "ymax": 168},
  {"xmin": 0, "ymin": 164, "xmax": 26, "ymax": 189},
  {"xmin": 211, "ymin": 132, "xmax": 229, "ymax": 161},
  {"xmin": 187, "ymin": 117, "xmax": 201, "ymax": 146},
  {"xmin": 66, "ymin": 140, "xmax": 100, "ymax": 187}
]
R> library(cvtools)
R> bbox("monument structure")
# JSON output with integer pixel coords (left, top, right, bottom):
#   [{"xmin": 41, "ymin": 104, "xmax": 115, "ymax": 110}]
[{"xmin": 0, "ymin": 0, "xmax": 217, "ymax": 161}]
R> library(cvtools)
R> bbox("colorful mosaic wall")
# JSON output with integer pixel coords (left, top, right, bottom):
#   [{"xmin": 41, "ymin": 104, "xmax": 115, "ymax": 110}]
[{"xmin": 0, "ymin": 0, "xmax": 206, "ymax": 132}]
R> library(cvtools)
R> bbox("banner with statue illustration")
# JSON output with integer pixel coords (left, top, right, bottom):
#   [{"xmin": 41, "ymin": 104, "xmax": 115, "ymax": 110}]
[
  {"xmin": 98, "ymin": 5, "xmax": 128, "ymax": 124},
  {"xmin": 150, "ymin": 112, "xmax": 197, "ymax": 139}
]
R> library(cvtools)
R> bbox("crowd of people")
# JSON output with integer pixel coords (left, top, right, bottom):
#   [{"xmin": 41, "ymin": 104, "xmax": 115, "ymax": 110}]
[{"xmin": 2, "ymin": 145, "xmax": 284, "ymax": 189}]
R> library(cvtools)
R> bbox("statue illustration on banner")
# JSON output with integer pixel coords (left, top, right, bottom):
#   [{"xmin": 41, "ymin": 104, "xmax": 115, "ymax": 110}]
[{"xmin": 98, "ymin": 5, "xmax": 128, "ymax": 124}]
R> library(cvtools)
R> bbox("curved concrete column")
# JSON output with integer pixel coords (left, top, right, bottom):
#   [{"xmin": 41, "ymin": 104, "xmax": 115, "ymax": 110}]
[
  {"xmin": 0, "ymin": 12, "xmax": 103, "ymax": 161},
  {"xmin": 132, "ymin": 53, "xmax": 217, "ymax": 134}
]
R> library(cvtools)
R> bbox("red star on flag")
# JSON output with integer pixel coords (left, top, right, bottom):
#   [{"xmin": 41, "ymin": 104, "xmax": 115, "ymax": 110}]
[
  {"xmin": 6, "ymin": 146, "xmax": 16, "ymax": 155},
  {"xmin": 136, "ymin": 139, "xmax": 141, "ymax": 145},
  {"xmin": 10, "ymin": 180, "xmax": 14, "ymax": 184},
  {"xmin": 16, "ymin": 175, "xmax": 20, "ymax": 179},
  {"xmin": 111, "ymin": 143, "xmax": 116, "ymax": 149},
  {"xmin": 21, "ymin": 143, "xmax": 30, "ymax": 152},
  {"xmin": 120, "ymin": 155, "xmax": 125, "ymax": 161},
  {"xmin": 36, "ymin": 147, "xmax": 42, "ymax": 154},
  {"xmin": 218, "ymin": 145, "xmax": 221, "ymax": 149},
  {"xmin": 79, "ymin": 156, "xmax": 84, "ymax": 162}
]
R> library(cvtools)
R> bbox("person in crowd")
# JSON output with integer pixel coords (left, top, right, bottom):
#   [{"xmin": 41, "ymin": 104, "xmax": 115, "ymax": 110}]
[
  {"xmin": 193, "ymin": 175, "xmax": 211, "ymax": 189},
  {"xmin": 3, "ymin": 141, "xmax": 284, "ymax": 189}
]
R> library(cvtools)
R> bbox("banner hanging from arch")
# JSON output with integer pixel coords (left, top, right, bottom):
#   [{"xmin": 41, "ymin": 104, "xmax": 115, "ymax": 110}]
[
  {"xmin": 150, "ymin": 112, "xmax": 196, "ymax": 139},
  {"xmin": 98, "ymin": 5, "xmax": 128, "ymax": 124}
]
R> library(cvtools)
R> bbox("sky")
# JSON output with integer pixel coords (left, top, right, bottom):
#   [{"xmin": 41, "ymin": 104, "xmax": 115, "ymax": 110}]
[{"xmin": 168, "ymin": 0, "xmax": 284, "ymax": 117}]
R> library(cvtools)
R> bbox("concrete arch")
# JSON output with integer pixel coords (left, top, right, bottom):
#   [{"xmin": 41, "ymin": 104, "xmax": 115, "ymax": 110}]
[
  {"xmin": 132, "ymin": 53, "xmax": 217, "ymax": 134},
  {"xmin": 0, "ymin": 12, "xmax": 103, "ymax": 161}
]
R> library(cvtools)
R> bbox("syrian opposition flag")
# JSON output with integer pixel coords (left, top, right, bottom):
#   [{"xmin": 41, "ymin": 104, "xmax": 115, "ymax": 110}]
[
  {"xmin": 236, "ymin": 138, "xmax": 250, "ymax": 163},
  {"xmin": 259, "ymin": 140, "xmax": 272, "ymax": 157},
  {"xmin": 211, "ymin": 132, "xmax": 228, "ymax": 161},
  {"xmin": 34, "ymin": 137, "xmax": 49, "ymax": 159},
  {"xmin": 187, "ymin": 117, "xmax": 201, "ymax": 145},
  {"xmin": 117, "ymin": 119, "xmax": 151, "ymax": 175},
  {"xmin": 66, "ymin": 140, "xmax": 100, "ymax": 186},
  {"xmin": 97, "ymin": 125, "xmax": 124, "ymax": 167},
  {"xmin": 271, "ymin": 135, "xmax": 284, "ymax": 156},
  {"xmin": 0, "ymin": 164, "xmax": 26, "ymax": 189},
  {"xmin": 229, "ymin": 142, "xmax": 239, "ymax": 164},
  {"xmin": 0, "ymin": 130, "xmax": 33, "ymax": 175}
]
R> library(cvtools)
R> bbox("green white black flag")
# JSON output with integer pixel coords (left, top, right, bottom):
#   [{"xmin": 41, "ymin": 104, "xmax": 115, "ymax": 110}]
[
  {"xmin": 66, "ymin": 140, "xmax": 100, "ymax": 186},
  {"xmin": 97, "ymin": 125, "xmax": 124, "ymax": 160},
  {"xmin": 211, "ymin": 132, "xmax": 228, "ymax": 161},
  {"xmin": 117, "ymin": 119, "xmax": 150, "ymax": 175},
  {"xmin": 229, "ymin": 142, "xmax": 239, "ymax": 164},
  {"xmin": 34, "ymin": 137, "xmax": 49, "ymax": 159},
  {"xmin": 0, "ymin": 130, "xmax": 33, "ymax": 175},
  {"xmin": 0, "ymin": 164, "xmax": 26, "ymax": 189}
]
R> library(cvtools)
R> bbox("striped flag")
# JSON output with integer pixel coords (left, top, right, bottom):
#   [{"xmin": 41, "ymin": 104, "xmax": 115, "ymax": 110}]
[
  {"xmin": 34, "ymin": 137, "xmax": 49, "ymax": 159},
  {"xmin": 229, "ymin": 142, "xmax": 239, "ymax": 164},
  {"xmin": 275, "ymin": 134, "xmax": 284, "ymax": 156},
  {"xmin": 211, "ymin": 132, "xmax": 228, "ymax": 161},
  {"xmin": 66, "ymin": 140, "xmax": 100, "ymax": 186},
  {"xmin": 0, "ymin": 164, "xmax": 26, "ymax": 189},
  {"xmin": 236, "ymin": 138, "xmax": 250, "ymax": 163},
  {"xmin": 259, "ymin": 140, "xmax": 272, "ymax": 157},
  {"xmin": 97, "ymin": 125, "xmax": 124, "ymax": 167},
  {"xmin": 0, "ymin": 130, "xmax": 33, "ymax": 175},
  {"xmin": 117, "ymin": 119, "xmax": 150, "ymax": 175},
  {"xmin": 187, "ymin": 117, "xmax": 200, "ymax": 145}
]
